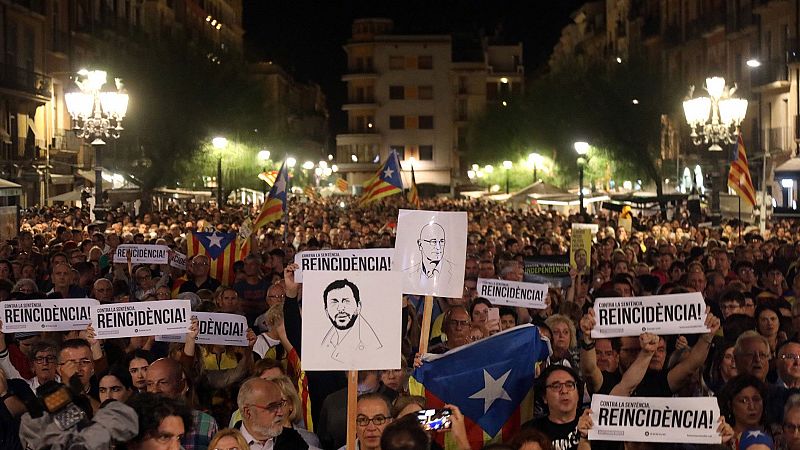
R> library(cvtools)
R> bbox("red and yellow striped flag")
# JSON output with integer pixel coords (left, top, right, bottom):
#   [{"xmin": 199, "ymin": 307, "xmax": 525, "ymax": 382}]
[
  {"xmin": 336, "ymin": 177, "xmax": 349, "ymax": 192},
  {"xmin": 728, "ymin": 135, "xmax": 756, "ymax": 207},
  {"xmin": 407, "ymin": 165, "xmax": 421, "ymax": 208},
  {"xmin": 253, "ymin": 162, "xmax": 288, "ymax": 230},
  {"xmin": 359, "ymin": 150, "xmax": 404, "ymax": 205},
  {"xmin": 287, "ymin": 348, "xmax": 313, "ymax": 432}
]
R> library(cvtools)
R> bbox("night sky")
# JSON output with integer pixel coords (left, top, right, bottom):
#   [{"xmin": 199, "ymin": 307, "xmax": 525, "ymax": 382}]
[{"xmin": 242, "ymin": 0, "xmax": 585, "ymax": 133}]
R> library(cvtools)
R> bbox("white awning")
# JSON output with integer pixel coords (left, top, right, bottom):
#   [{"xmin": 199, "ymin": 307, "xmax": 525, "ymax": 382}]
[{"xmin": 48, "ymin": 190, "xmax": 82, "ymax": 202}]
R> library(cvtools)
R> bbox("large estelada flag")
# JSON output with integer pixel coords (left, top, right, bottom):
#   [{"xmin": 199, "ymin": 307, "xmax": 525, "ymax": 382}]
[
  {"xmin": 407, "ymin": 165, "xmax": 421, "ymax": 208},
  {"xmin": 359, "ymin": 150, "xmax": 404, "ymax": 205},
  {"xmin": 253, "ymin": 161, "xmax": 289, "ymax": 229},
  {"xmin": 187, "ymin": 231, "xmax": 247, "ymax": 286},
  {"xmin": 728, "ymin": 134, "xmax": 756, "ymax": 207},
  {"xmin": 410, "ymin": 325, "xmax": 550, "ymax": 449}
]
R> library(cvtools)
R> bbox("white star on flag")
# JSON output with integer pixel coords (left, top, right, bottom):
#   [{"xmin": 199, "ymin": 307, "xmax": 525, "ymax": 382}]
[
  {"xmin": 273, "ymin": 176, "xmax": 286, "ymax": 194},
  {"xmin": 746, "ymin": 430, "xmax": 764, "ymax": 438},
  {"xmin": 207, "ymin": 232, "xmax": 224, "ymax": 248},
  {"xmin": 469, "ymin": 369, "xmax": 512, "ymax": 413},
  {"xmin": 383, "ymin": 167, "xmax": 394, "ymax": 179}
]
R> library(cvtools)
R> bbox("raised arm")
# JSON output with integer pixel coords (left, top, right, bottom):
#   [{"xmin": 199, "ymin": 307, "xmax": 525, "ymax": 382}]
[
  {"xmin": 578, "ymin": 309, "xmax": 603, "ymax": 392},
  {"xmin": 282, "ymin": 263, "xmax": 303, "ymax": 355},
  {"xmin": 609, "ymin": 333, "xmax": 657, "ymax": 396},
  {"xmin": 667, "ymin": 309, "xmax": 720, "ymax": 392}
]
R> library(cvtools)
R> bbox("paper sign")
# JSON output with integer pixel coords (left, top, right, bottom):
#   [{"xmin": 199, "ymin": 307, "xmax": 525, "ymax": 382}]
[
  {"xmin": 589, "ymin": 394, "xmax": 720, "ymax": 444},
  {"xmin": 393, "ymin": 209, "xmax": 467, "ymax": 298},
  {"xmin": 170, "ymin": 251, "xmax": 187, "ymax": 270},
  {"xmin": 156, "ymin": 312, "xmax": 248, "ymax": 346},
  {"xmin": 476, "ymin": 278, "xmax": 548, "ymax": 309},
  {"xmin": 1, "ymin": 298, "xmax": 99, "ymax": 332},
  {"xmin": 294, "ymin": 249, "xmax": 393, "ymax": 282},
  {"xmin": 113, "ymin": 244, "xmax": 170, "ymax": 264},
  {"xmin": 592, "ymin": 293, "xmax": 708, "ymax": 338},
  {"xmin": 523, "ymin": 255, "xmax": 571, "ymax": 288},
  {"xmin": 570, "ymin": 223, "xmax": 593, "ymax": 275},
  {"xmin": 301, "ymin": 271, "xmax": 402, "ymax": 370},
  {"xmin": 92, "ymin": 300, "xmax": 190, "ymax": 339}
]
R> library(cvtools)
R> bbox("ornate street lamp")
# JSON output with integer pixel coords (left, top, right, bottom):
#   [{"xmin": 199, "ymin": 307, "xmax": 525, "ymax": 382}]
[
  {"xmin": 683, "ymin": 76, "xmax": 748, "ymax": 151},
  {"xmin": 64, "ymin": 69, "xmax": 129, "ymax": 214}
]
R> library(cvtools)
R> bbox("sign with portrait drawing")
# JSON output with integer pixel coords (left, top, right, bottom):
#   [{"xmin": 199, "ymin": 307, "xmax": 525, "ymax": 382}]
[
  {"xmin": 393, "ymin": 209, "xmax": 467, "ymax": 298},
  {"xmin": 301, "ymin": 271, "xmax": 402, "ymax": 370}
]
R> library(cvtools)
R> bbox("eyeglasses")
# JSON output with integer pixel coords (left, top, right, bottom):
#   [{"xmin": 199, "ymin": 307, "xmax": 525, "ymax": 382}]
[
  {"xmin": 449, "ymin": 319, "xmax": 470, "ymax": 328},
  {"xmin": 546, "ymin": 381, "xmax": 577, "ymax": 392},
  {"xmin": 268, "ymin": 293, "xmax": 286, "ymax": 299},
  {"xmin": 59, "ymin": 358, "xmax": 93, "ymax": 367},
  {"xmin": 781, "ymin": 353, "xmax": 800, "ymax": 361},
  {"xmin": 783, "ymin": 423, "xmax": 800, "ymax": 434},
  {"xmin": 421, "ymin": 239, "xmax": 445, "ymax": 247},
  {"xmin": 356, "ymin": 415, "xmax": 389, "ymax": 426},
  {"xmin": 34, "ymin": 355, "xmax": 57, "ymax": 364},
  {"xmin": 734, "ymin": 396, "xmax": 763, "ymax": 406},
  {"xmin": 214, "ymin": 447, "xmax": 241, "ymax": 450},
  {"xmin": 248, "ymin": 399, "xmax": 287, "ymax": 414},
  {"xmin": 742, "ymin": 352, "xmax": 771, "ymax": 361}
]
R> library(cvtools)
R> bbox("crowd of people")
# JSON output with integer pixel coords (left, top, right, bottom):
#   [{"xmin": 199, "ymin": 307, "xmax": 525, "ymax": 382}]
[{"xmin": 1, "ymin": 196, "xmax": 800, "ymax": 450}]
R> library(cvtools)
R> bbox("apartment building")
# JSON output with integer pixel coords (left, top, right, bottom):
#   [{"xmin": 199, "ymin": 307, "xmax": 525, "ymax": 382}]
[{"xmin": 335, "ymin": 18, "xmax": 523, "ymax": 191}]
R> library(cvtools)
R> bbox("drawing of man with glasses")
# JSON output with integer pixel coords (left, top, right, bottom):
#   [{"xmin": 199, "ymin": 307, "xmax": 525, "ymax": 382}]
[{"xmin": 404, "ymin": 222, "xmax": 454, "ymax": 289}]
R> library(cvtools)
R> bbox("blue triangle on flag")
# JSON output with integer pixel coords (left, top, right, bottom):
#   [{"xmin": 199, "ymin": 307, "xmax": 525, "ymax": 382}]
[{"xmin": 195, "ymin": 231, "xmax": 236, "ymax": 260}]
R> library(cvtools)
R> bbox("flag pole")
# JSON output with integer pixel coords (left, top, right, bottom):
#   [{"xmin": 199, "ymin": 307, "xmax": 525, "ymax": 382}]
[
  {"xmin": 346, "ymin": 370, "xmax": 358, "ymax": 450},
  {"xmin": 418, "ymin": 296, "xmax": 434, "ymax": 354},
  {"xmin": 738, "ymin": 195, "xmax": 742, "ymax": 240}
]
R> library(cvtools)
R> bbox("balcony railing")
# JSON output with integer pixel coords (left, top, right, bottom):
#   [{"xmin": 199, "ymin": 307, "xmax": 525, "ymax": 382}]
[
  {"xmin": 751, "ymin": 59, "xmax": 789, "ymax": 87},
  {"xmin": 0, "ymin": 64, "xmax": 52, "ymax": 98},
  {"xmin": 766, "ymin": 127, "xmax": 790, "ymax": 153}
]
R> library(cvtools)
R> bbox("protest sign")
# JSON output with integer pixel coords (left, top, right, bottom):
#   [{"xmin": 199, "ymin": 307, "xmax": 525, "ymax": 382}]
[
  {"xmin": 589, "ymin": 394, "xmax": 720, "ymax": 444},
  {"xmin": 523, "ymin": 255, "xmax": 571, "ymax": 287},
  {"xmin": 1, "ymin": 298, "xmax": 98, "ymax": 332},
  {"xmin": 113, "ymin": 244, "xmax": 170, "ymax": 264},
  {"xmin": 570, "ymin": 223, "xmax": 595, "ymax": 275},
  {"xmin": 294, "ymin": 249, "xmax": 393, "ymax": 282},
  {"xmin": 301, "ymin": 270, "xmax": 402, "ymax": 370},
  {"xmin": 170, "ymin": 251, "xmax": 187, "ymax": 270},
  {"xmin": 476, "ymin": 278, "xmax": 548, "ymax": 309},
  {"xmin": 92, "ymin": 300, "xmax": 190, "ymax": 339},
  {"xmin": 592, "ymin": 293, "xmax": 708, "ymax": 338},
  {"xmin": 393, "ymin": 209, "xmax": 467, "ymax": 298},
  {"xmin": 156, "ymin": 312, "xmax": 248, "ymax": 346}
]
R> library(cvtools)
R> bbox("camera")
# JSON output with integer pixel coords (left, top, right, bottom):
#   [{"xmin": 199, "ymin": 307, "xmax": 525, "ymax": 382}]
[{"xmin": 416, "ymin": 408, "xmax": 452, "ymax": 431}]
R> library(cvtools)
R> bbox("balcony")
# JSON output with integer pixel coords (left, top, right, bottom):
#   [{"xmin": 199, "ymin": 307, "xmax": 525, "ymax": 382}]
[
  {"xmin": 751, "ymin": 59, "xmax": 789, "ymax": 91},
  {"xmin": 50, "ymin": 30, "xmax": 69, "ymax": 54},
  {"xmin": 766, "ymin": 127, "xmax": 790, "ymax": 153},
  {"xmin": 0, "ymin": 64, "xmax": 52, "ymax": 100}
]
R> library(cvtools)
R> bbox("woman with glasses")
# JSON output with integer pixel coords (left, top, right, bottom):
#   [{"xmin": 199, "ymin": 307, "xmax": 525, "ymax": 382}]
[{"xmin": 718, "ymin": 374, "xmax": 770, "ymax": 444}]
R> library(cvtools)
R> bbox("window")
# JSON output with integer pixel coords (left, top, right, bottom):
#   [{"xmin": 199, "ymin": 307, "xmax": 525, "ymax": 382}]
[
  {"xmin": 389, "ymin": 86, "xmax": 404, "ymax": 100},
  {"xmin": 418, "ymin": 55, "xmax": 433, "ymax": 69},
  {"xmin": 457, "ymin": 99, "xmax": 468, "ymax": 121},
  {"xmin": 486, "ymin": 82, "xmax": 497, "ymax": 100},
  {"xmin": 418, "ymin": 116, "xmax": 434, "ymax": 129},
  {"xmin": 419, "ymin": 145, "xmax": 433, "ymax": 160},
  {"xmin": 390, "ymin": 145, "xmax": 405, "ymax": 160},
  {"xmin": 390, "ymin": 116, "xmax": 405, "ymax": 129},
  {"xmin": 389, "ymin": 56, "xmax": 404, "ymax": 70},
  {"xmin": 418, "ymin": 85, "xmax": 433, "ymax": 100}
]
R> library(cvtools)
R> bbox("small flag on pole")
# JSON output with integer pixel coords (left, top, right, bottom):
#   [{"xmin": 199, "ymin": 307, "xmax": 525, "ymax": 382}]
[
  {"xmin": 336, "ymin": 177, "xmax": 349, "ymax": 192},
  {"xmin": 727, "ymin": 135, "xmax": 756, "ymax": 207},
  {"xmin": 359, "ymin": 150, "xmax": 404, "ymax": 205},
  {"xmin": 407, "ymin": 165, "xmax": 421, "ymax": 208},
  {"xmin": 253, "ymin": 161, "xmax": 288, "ymax": 229}
]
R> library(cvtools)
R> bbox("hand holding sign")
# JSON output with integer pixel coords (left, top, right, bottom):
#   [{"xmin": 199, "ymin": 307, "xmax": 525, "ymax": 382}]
[
  {"xmin": 285, "ymin": 263, "xmax": 300, "ymax": 298},
  {"xmin": 578, "ymin": 409, "xmax": 593, "ymax": 440},
  {"xmin": 188, "ymin": 316, "xmax": 200, "ymax": 341},
  {"xmin": 579, "ymin": 309, "xmax": 596, "ymax": 344},
  {"xmin": 246, "ymin": 328, "xmax": 257, "ymax": 348},
  {"xmin": 717, "ymin": 417, "xmax": 734, "ymax": 445},
  {"xmin": 639, "ymin": 333, "xmax": 659, "ymax": 355},
  {"xmin": 703, "ymin": 308, "xmax": 721, "ymax": 340}
]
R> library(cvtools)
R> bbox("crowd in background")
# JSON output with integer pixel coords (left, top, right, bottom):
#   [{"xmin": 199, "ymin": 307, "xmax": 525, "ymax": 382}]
[{"xmin": 1, "ymin": 196, "xmax": 800, "ymax": 450}]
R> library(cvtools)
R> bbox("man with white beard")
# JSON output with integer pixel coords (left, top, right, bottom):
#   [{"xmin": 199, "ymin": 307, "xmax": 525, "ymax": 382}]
[{"xmin": 237, "ymin": 377, "xmax": 310, "ymax": 450}]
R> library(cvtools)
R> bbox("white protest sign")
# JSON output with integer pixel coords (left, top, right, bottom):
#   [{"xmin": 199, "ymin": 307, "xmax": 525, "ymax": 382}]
[
  {"xmin": 589, "ymin": 394, "xmax": 720, "ymax": 444},
  {"xmin": 294, "ymin": 248, "xmax": 393, "ymax": 282},
  {"xmin": 170, "ymin": 251, "xmax": 187, "ymax": 270},
  {"xmin": 156, "ymin": 312, "xmax": 248, "ymax": 346},
  {"xmin": 301, "ymin": 271, "xmax": 402, "ymax": 370},
  {"xmin": 476, "ymin": 278, "xmax": 548, "ymax": 309},
  {"xmin": 393, "ymin": 209, "xmax": 467, "ymax": 298},
  {"xmin": 92, "ymin": 300, "xmax": 190, "ymax": 339},
  {"xmin": 592, "ymin": 293, "xmax": 708, "ymax": 338},
  {"xmin": 113, "ymin": 244, "xmax": 170, "ymax": 264},
  {"xmin": 1, "ymin": 298, "xmax": 98, "ymax": 332}
]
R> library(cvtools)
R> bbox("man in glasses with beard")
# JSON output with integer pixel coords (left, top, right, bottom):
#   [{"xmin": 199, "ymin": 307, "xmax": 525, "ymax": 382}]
[
  {"xmin": 321, "ymin": 278, "xmax": 382, "ymax": 363},
  {"xmin": 237, "ymin": 377, "xmax": 308, "ymax": 450}
]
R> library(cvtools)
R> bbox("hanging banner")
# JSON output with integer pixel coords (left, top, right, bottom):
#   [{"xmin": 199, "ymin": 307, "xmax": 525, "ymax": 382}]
[
  {"xmin": 1, "ymin": 298, "xmax": 98, "ymax": 332},
  {"xmin": 170, "ymin": 251, "xmax": 187, "ymax": 270},
  {"xmin": 92, "ymin": 300, "xmax": 190, "ymax": 339},
  {"xmin": 523, "ymin": 255, "xmax": 571, "ymax": 288},
  {"xmin": 570, "ymin": 223, "xmax": 595, "ymax": 276},
  {"xmin": 476, "ymin": 278, "xmax": 548, "ymax": 309},
  {"xmin": 113, "ymin": 244, "xmax": 171, "ymax": 265},
  {"xmin": 294, "ymin": 248, "xmax": 394, "ymax": 282},
  {"xmin": 592, "ymin": 293, "xmax": 708, "ymax": 338},
  {"xmin": 156, "ymin": 312, "xmax": 248, "ymax": 347},
  {"xmin": 589, "ymin": 395, "xmax": 720, "ymax": 444}
]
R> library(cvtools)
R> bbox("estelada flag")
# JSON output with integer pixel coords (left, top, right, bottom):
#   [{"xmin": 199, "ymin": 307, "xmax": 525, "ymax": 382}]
[
  {"xmin": 303, "ymin": 185, "xmax": 316, "ymax": 199},
  {"xmin": 336, "ymin": 178, "xmax": 349, "ymax": 192},
  {"xmin": 410, "ymin": 325, "xmax": 550, "ymax": 449},
  {"xmin": 359, "ymin": 150, "xmax": 404, "ymax": 205},
  {"xmin": 407, "ymin": 165, "xmax": 421, "ymax": 208},
  {"xmin": 187, "ymin": 231, "xmax": 247, "ymax": 286},
  {"xmin": 727, "ymin": 134, "xmax": 757, "ymax": 207},
  {"xmin": 253, "ymin": 161, "xmax": 288, "ymax": 229}
]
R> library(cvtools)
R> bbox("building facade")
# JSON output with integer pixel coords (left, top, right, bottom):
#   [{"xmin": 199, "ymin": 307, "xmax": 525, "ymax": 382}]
[{"xmin": 335, "ymin": 18, "xmax": 523, "ymax": 190}]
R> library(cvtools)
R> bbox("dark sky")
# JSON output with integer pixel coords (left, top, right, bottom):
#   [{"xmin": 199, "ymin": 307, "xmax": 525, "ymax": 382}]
[{"xmin": 242, "ymin": 1, "xmax": 585, "ymax": 133}]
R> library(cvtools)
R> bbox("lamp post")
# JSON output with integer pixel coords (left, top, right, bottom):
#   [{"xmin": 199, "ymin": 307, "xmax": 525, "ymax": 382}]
[
  {"xmin": 64, "ymin": 69, "xmax": 129, "ymax": 217},
  {"xmin": 503, "ymin": 160, "xmax": 512, "ymax": 194},
  {"xmin": 257, "ymin": 149, "xmax": 271, "ymax": 199},
  {"xmin": 528, "ymin": 152, "xmax": 542, "ymax": 182},
  {"xmin": 683, "ymin": 76, "xmax": 748, "ymax": 151},
  {"xmin": 212, "ymin": 136, "xmax": 228, "ymax": 206},
  {"xmin": 574, "ymin": 141, "xmax": 590, "ymax": 217},
  {"xmin": 287, "ymin": 157, "xmax": 297, "ymax": 192}
]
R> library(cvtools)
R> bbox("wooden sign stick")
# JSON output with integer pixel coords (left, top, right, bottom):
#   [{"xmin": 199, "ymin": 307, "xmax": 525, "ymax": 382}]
[
  {"xmin": 418, "ymin": 295, "xmax": 434, "ymax": 355},
  {"xmin": 346, "ymin": 370, "xmax": 358, "ymax": 450}
]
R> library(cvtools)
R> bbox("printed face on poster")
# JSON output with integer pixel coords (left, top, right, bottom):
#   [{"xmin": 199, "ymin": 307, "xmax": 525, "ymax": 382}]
[
  {"xmin": 570, "ymin": 223, "xmax": 595, "ymax": 275},
  {"xmin": 301, "ymin": 271, "xmax": 402, "ymax": 370},
  {"xmin": 393, "ymin": 209, "xmax": 467, "ymax": 298}
]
